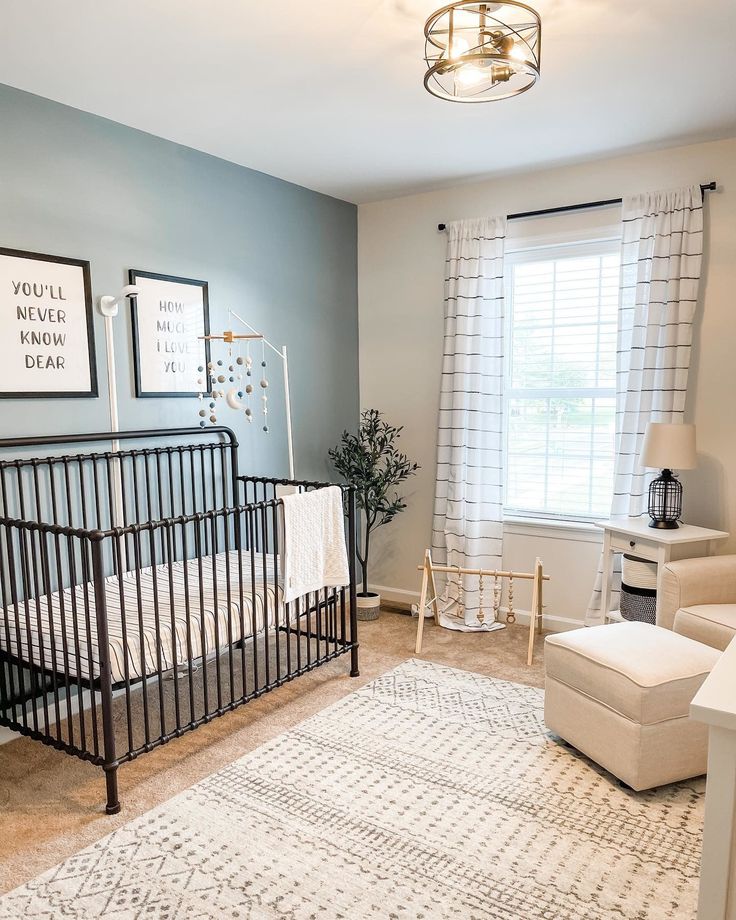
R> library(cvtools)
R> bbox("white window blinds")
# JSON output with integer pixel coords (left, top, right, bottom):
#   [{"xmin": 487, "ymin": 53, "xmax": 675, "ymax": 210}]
[{"xmin": 504, "ymin": 240, "xmax": 620, "ymax": 521}]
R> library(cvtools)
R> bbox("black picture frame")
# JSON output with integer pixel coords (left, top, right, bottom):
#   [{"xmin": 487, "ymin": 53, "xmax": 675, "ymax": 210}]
[
  {"xmin": 0, "ymin": 246, "xmax": 97, "ymax": 399},
  {"xmin": 129, "ymin": 269, "xmax": 211, "ymax": 398}
]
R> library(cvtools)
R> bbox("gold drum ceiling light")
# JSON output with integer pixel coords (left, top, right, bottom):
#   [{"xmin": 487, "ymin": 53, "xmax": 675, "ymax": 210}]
[{"xmin": 424, "ymin": 1, "xmax": 541, "ymax": 103}]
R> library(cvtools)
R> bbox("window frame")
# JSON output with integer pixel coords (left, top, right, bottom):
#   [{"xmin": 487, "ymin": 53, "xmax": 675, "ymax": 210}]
[{"xmin": 502, "ymin": 236, "xmax": 621, "ymax": 525}]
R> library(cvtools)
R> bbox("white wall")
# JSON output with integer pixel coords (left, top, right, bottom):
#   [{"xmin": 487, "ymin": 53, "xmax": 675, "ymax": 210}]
[{"xmin": 358, "ymin": 137, "xmax": 736, "ymax": 625}]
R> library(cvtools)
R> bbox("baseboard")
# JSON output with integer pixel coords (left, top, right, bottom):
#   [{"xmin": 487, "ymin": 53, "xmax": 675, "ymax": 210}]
[
  {"xmin": 371, "ymin": 584, "xmax": 419, "ymax": 605},
  {"xmin": 498, "ymin": 609, "xmax": 581, "ymax": 633},
  {"xmin": 370, "ymin": 583, "xmax": 582, "ymax": 633}
]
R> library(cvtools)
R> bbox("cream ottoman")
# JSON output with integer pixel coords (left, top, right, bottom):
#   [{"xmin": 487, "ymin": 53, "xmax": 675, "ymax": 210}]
[{"xmin": 544, "ymin": 621, "xmax": 720, "ymax": 790}]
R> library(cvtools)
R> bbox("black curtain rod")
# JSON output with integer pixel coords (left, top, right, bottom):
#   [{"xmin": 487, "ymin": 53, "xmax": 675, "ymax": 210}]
[{"xmin": 436, "ymin": 181, "xmax": 717, "ymax": 232}]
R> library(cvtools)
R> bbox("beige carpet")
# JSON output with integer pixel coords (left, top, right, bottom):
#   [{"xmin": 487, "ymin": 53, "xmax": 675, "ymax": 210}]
[{"xmin": 0, "ymin": 657, "xmax": 703, "ymax": 919}]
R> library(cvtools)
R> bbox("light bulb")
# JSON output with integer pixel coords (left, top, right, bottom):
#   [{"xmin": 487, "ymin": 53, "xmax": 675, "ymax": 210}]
[
  {"xmin": 509, "ymin": 41, "xmax": 527, "ymax": 61},
  {"xmin": 455, "ymin": 63, "xmax": 486, "ymax": 87},
  {"xmin": 448, "ymin": 35, "xmax": 469, "ymax": 59}
]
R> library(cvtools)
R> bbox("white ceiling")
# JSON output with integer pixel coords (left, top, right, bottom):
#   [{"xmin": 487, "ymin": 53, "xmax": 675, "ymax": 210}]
[{"xmin": 1, "ymin": 0, "xmax": 735, "ymax": 203}]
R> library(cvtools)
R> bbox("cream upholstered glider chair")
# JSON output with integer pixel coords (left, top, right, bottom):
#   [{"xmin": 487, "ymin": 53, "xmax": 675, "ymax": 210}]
[{"xmin": 659, "ymin": 555, "xmax": 736, "ymax": 651}]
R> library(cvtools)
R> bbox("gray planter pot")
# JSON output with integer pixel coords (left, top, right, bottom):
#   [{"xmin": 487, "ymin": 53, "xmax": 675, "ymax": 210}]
[{"xmin": 356, "ymin": 592, "xmax": 380, "ymax": 621}]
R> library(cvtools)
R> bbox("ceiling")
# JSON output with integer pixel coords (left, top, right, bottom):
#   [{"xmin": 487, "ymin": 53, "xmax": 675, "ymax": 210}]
[{"xmin": 1, "ymin": 0, "xmax": 735, "ymax": 203}]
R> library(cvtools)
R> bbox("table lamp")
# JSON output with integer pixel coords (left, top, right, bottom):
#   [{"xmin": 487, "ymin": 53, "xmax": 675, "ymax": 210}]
[{"xmin": 640, "ymin": 423, "xmax": 697, "ymax": 529}]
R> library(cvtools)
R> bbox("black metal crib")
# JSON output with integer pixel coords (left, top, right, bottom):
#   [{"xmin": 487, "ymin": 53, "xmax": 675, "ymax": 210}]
[{"xmin": 0, "ymin": 427, "xmax": 358, "ymax": 814}]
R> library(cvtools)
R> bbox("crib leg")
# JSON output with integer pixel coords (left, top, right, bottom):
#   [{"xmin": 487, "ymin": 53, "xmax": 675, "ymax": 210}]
[
  {"xmin": 104, "ymin": 765, "xmax": 121, "ymax": 815},
  {"xmin": 92, "ymin": 538, "xmax": 122, "ymax": 817},
  {"xmin": 347, "ymin": 487, "xmax": 359, "ymax": 678}
]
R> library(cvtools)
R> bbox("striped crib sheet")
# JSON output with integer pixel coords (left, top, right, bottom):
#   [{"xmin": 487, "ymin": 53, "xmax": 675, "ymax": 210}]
[{"xmin": 0, "ymin": 551, "xmax": 284, "ymax": 685}]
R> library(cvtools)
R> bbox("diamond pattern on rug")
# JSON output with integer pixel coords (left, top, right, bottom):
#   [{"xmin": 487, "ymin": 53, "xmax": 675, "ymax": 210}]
[{"xmin": 0, "ymin": 657, "xmax": 703, "ymax": 919}]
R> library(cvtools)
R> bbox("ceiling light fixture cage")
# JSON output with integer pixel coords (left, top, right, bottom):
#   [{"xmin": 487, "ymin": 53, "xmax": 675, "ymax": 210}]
[{"xmin": 424, "ymin": 1, "xmax": 541, "ymax": 103}]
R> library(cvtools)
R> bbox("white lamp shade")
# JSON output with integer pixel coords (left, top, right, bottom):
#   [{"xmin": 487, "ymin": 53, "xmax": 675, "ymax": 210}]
[{"xmin": 640, "ymin": 423, "xmax": 697, "ymax": 470}]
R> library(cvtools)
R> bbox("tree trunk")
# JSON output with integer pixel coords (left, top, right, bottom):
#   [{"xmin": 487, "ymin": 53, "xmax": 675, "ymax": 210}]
[{"xmin": 362, "ymin": 522, "xmax": 370, "ymax": 595}]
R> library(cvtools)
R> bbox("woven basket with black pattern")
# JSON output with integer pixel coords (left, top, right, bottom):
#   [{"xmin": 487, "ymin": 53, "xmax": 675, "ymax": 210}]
[{"xmin": 620, "ymin": 582, "xmax": 657, "ymax": 625}]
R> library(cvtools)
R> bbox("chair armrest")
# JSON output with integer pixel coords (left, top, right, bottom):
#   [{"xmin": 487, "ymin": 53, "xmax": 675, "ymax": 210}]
[{"xmin": 658, "ymin": 555, "xmax": 736, "ymax": 632}]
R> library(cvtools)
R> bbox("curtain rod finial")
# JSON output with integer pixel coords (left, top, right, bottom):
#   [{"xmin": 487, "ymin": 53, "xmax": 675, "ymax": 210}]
[{"xmin": 438, "ymin": 223, "xmax": 446, "ymax": 232}]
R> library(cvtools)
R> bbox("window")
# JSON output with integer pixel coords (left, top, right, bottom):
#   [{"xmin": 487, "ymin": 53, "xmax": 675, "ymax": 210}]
[{"xmin": 503, "ymin": 240, "xmax": 620, "ymax": 521}]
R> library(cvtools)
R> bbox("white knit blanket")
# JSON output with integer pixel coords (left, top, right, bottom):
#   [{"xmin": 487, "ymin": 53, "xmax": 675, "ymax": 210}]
[{"xmin": 280, "ymin": 486, "xmax": 350, "ymax": 604}]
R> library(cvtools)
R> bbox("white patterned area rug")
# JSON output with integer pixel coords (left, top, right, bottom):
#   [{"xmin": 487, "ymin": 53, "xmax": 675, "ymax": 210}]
[{"xmin": 0, "ymin": 659, "xmax": 703, "ymax": 919}]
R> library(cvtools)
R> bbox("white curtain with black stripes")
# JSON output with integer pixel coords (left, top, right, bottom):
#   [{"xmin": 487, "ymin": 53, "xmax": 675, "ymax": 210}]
[
  {"xmin": 431, "ymin": 216, "xmax": 507, "ymax": 630},
  {"xmin": 586, "ymin": 185, "xmax": 704, "ymax": 625}
]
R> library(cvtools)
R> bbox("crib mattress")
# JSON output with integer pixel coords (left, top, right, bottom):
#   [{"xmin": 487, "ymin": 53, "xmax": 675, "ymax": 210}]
[{"xmin": 0, "ymin": 551, "xmax": 285, "ymax": 684}]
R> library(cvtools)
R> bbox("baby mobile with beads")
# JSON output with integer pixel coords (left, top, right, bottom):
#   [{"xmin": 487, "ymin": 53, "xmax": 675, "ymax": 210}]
[{"xmin": 195, "ymin": 335, "xmax": 270, "ymax": 431}]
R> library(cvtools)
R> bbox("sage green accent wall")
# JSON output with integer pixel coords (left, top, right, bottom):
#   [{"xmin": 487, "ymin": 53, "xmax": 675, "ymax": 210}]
[{"xmin": 0, "ymin": 83, "xmax": 358, "ymax": 479}]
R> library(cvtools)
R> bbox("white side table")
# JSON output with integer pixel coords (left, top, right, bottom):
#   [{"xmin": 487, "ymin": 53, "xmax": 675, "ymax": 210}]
[{"xmin": 595, "ymin": 518, "xmax": 729, "ymax": 623}]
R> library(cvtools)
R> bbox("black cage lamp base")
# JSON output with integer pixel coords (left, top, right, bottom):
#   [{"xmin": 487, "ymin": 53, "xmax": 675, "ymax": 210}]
[
  {"xmin": 648, "ymin": 518, "xmax": 680, "ymax": 530},
  {"xmin": 648, "ymin": 468, "xmax": 682, "ymax": 529}
]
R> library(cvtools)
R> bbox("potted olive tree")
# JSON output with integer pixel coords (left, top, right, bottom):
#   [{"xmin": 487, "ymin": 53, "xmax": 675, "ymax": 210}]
[{"xmin": 329, "ymin": 409, "xmax": 419, "ymax": 620}]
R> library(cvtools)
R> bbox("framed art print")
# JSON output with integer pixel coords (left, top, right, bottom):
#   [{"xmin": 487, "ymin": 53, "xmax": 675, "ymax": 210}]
[
  {"xmin": 0, "ymin": 247, "xmax": 97, "ymax": 398},
  {"xmin": 129, "ymin": 270, "xmax": 211, "ymax": 398}
]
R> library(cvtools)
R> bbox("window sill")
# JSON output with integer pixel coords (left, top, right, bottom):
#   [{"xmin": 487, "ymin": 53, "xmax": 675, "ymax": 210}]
[{"xmin": 503, "ymin": 515, "xmax": 603, "ymax": 543}]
